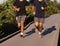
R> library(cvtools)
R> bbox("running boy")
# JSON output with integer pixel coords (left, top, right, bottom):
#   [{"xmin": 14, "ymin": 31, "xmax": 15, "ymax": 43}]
[
  {"xmin": 32, "ymin": 0, "xmax": 47, "ymax": 37},
  {"xmin": 13, "ymin": 0, "xmax": 29, "ymax": 37}
]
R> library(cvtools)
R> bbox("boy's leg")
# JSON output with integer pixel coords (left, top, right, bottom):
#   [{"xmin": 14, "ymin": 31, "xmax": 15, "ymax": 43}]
[
  {"xmin": 39, "ymin": 22, "xmax": 43, "ymax": 34},
  {"xmin": 18, "ymin": 23, "xmax": 21, "ymax": 28},
  {"xmin": 39, "ymin": 18, "xmax": 44, "ymax": 33},
  {"xmin": 35, "ymin": 22, "xmax": 39, "ymax": 29},
  {"xmin": 39, "ymin": 22, "xmax": 43, "ymax": 38},
  {"xmin": 20, "ymin": 15, "xmax": 26, "ymax": 37},
  {"xmin": 34, "ymin": 17, "xmax": 39, "ymax": 31},
  {"xmin": 39, "ymin": 18, "xmax": 44, "ymax": 37},
  {"xmin": 20, "ymin": 21, "xmax": 24, "ymax": 37},
  {"xmin": 16, "ymin": 16, "xmax": 21, "ymax": 29},
  {"xmin": 35, "ymin": 22, "xmax": 39, "ymax": 31}
]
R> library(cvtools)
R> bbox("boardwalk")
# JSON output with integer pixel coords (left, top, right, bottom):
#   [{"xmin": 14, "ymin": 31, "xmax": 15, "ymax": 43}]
[{"xmin": 0, "ymin": 14, "xmax": 60, "ymax": 46}]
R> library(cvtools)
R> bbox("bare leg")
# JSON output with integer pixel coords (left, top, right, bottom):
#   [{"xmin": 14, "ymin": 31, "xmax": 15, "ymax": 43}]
[
  {"xmin": 17, "ymin": 23, "xmax": 21, "ymax": 36},
  {"xmin": 18, "ymin": 23, "xmax": 21, "ymax": 28},
  {"xmin": 35, "ymin": 22, "xmax": 39, "ymax": 29},
  {"xmin": 20, "ymin": 21, "xmax": 24, "ymax": 37},
  {"xmin": 21, "ymin": 21, "xmax": 24, "ymax": 33},
  {"xmin": 34, "ymin": 22, "xmax": 39, "ymax": 32},
  {"xmin": 39, "ymin": 22, "xmax": 43, "ymax": 32}
]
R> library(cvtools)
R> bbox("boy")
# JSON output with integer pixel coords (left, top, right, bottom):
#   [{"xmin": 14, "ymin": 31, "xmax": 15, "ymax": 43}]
[
  {"xmin": 13, "ymin": 0, "xmax": 29, "ymax": 37},
  {"xmin": 32, "ymin": 0, "xmax": 47, "ymax": 37}
]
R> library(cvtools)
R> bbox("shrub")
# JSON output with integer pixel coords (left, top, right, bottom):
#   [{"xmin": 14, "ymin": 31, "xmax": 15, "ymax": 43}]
[
  {"xmin": 0, "ymin": 0, "xmax": 16, "ymax": 37},
  {"xmin": 45, "ymin": 1, "xmax": 60, "ymax": 17}
]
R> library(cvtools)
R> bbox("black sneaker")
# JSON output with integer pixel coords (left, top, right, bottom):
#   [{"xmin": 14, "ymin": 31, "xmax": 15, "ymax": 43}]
[{"xmin": 20, "ymin": 35, "xmax": 23, "ymax": 37}]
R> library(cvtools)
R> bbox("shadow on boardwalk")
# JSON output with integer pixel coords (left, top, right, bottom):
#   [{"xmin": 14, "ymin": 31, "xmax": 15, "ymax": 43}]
[
  {"xmin": 23, "ymin": 26, "xmax": 56, "ymax": 38},
  {"xmin": 23, "ymin": 28, "xmax": 35, "ymax": 38},
  {"xmin": 42, "ymin": 26, "xmax": 56, "ymax": 36}
]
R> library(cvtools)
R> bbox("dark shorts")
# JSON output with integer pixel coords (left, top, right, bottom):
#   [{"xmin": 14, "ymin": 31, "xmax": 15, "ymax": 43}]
[
  {"xmin": 34, "ymin": 17, "xmax": 44, "ymax": 23},
  {"xmin": 16, "ymin": 15, "xmax": 26, "ymax": 23}
]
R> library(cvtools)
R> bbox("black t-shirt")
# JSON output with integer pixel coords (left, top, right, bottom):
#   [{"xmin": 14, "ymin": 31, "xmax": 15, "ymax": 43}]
[
  {"xmin": 13, "ymin": 0, "xmax": 29, "ymax": 16},
  {"xmin": 33, "ymin": 0, "xmax": 47, "ymax": 18}
]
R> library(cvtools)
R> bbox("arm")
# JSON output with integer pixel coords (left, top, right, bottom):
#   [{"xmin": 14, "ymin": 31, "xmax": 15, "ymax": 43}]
[
  {"xmin": 12, "ymin": 0, "xmax": 20, "ymax": 11},
  {"xmin": 32, "ymin": 5, "xmax": 36, "ymax": 15},
  {"xmin": 12, "ymin": 6, "xmax": 20, "ymax": 11},
  {"xmin": 41, "ymin": 2, "xmax": 47, "ymax": 10},
  {"xmin": 25, "ymin": 1, "xmax": 30, "ymax": 11},
  {"xmin": 32, "ymin": 5, "xmax": 35, "ymax": 12}
]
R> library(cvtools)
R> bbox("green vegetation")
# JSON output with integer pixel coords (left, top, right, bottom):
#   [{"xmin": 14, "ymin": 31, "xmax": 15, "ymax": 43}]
[
  {"xmin": 0, "ymin": 0, "xmax": 60, "ymax": 38},
  {"xmin": 0, "ymin": 0, "xmax": 16, "ymax": 38},
  {"xmin": 45, "ymin": 0, "xmax": 60, "ymax": 17}
]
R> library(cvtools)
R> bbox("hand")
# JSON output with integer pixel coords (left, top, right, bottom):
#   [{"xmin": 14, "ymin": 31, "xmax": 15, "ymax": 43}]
[
  {"xmin": 16, "ymin": 8, "xmax": 20, "ymax": 11},
  {"xmin": 41, "ymin": 7, "xmax": 45, "ymax": 10},
  {"xmin": 25, "ymin": 7, "xmax": 28, "ymax": 11},
  {"xmin": 25, "ymin": 6, "xmax": 29, "ymax": 11},
  {"xmin": 33, "ymin": 11, "xmax": 36, "ymax": 15},
  {"xmin": 38, "ymin": 0, "xmax": 43, "ymax": 2}
]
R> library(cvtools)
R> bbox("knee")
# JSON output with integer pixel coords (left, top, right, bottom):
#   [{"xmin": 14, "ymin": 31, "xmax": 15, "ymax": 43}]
[
  {"xmin": 18, "ymin": 23, "xmax": 21, "ymax": 26},
  {"xmin": 21, "ymin": 21, "xmax": 24, "ymax": 25},
  {"xmin": 35, "ymin": 22, "xmax": 39, "ymax": 27},
  {"xmin": 39, "ymin": 22, "xmax": 43, "ymax": 27}
]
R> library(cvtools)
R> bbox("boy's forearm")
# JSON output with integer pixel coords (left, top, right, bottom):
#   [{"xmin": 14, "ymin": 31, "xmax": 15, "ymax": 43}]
[
  {"xmin": 12, "ymin": 6, "xmax": 17, "ymax": 10},
  {"xmin": 32, "ymin": 5, "xmax": 36, "ymax": 15},
  {"xmin": 32, "ymin": 5, "xmax": 35, "ymax": 12},
  {"xmin": 12, "ymin": 6, "xmax": 20, "ymax": 11}
]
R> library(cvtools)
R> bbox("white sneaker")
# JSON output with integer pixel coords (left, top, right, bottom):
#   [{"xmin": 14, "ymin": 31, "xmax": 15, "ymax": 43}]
[
  {"xmin": 20, "ymin": 32, "xmax": 23, "ymax": 37},
  {"xmin": 38, "ymin": 32, "xmax": 43, "ymax": 38},
  {"xmin": 38, "ymin": 32, "xmax": 41, "ymax": 35}
]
